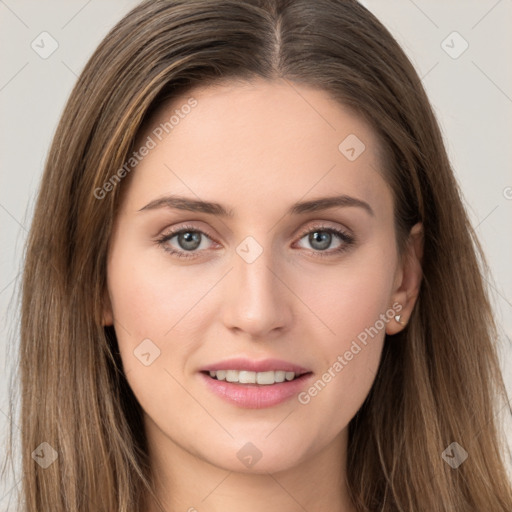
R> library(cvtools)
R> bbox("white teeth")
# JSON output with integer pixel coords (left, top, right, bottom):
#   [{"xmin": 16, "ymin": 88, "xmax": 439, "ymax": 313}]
[
  {"xmin": 238, "ymin": 371, "xmax": 256, "ymax": 384},
  {"xmin": 208, "ymin": 369, "xmax": 299, "ymax": 385},
  {"xmin": 226, "ymin": 370, "xmax": 239, "ymax": 382},
  {"xmin": 274, "ymin": 370, "xmax": 286, "ymax": 383},
  {"xmin": 256, "ymin": 371, "xmax": 275, "ymax": 385}
]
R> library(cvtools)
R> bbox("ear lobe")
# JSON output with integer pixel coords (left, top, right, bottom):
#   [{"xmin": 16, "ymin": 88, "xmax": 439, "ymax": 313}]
[{"xmin": 386, "ymin": 222, "xmax": 423, "ymax": 335}]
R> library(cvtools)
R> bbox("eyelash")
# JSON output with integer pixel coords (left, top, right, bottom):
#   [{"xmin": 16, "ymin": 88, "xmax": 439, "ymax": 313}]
[{"xmin": 154, "ymin": 223, "xmax": 355, "ymax": 260}]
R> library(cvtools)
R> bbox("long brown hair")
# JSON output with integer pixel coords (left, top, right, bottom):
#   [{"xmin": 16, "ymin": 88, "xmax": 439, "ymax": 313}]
[{"xmin": 4, "ymin": 0, "xmax": 511, "ymax": 510}]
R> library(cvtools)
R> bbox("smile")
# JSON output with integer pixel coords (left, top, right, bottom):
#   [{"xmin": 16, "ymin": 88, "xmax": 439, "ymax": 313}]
[{"xmin": 200, "ymin": 370, "xmax": 314, "ymax": 409}]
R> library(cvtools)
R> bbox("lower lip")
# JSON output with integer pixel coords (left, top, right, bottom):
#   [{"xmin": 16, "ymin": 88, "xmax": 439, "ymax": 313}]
[{"xmin": 199, "ymin": 372, "xmax": 314, "ymax": 409}]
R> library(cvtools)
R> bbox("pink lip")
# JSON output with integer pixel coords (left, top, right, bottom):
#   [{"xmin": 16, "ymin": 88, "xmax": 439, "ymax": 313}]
[
  {"xmin": 200, "ymin": 357, "xmax": 310, "ymax": 374},
  {"xmin": 198, "ymin": 357, "xmax": 314, "ymax": 409},
  {"xmin": 200, "ymin": 372, "xmax": 314, "ymax": 409}
]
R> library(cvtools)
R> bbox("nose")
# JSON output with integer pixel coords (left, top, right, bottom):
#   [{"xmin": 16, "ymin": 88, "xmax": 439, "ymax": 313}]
[{"xmin": 220, "ymin": 245, "xmax": 293, "ymax": 340}]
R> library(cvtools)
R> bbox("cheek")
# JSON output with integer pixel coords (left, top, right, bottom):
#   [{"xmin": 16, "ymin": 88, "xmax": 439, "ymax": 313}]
[
  {"xmin": 105, "ymin": 239, "xmax": 210, "ymax": 382},
  {"xmin": 294, "ymin": 243, "xmax": 396, "ymax": 423},
  {"xmin": 105, "ymin": 249, "xmax": 209, "ymax": 423},
  {"xmin": 300, "ymin": 242, "xmax": 397, "ymax": 350},
  {"xmin": 107, "ymin": 236, "xmax": 214, "ymax": 337}
]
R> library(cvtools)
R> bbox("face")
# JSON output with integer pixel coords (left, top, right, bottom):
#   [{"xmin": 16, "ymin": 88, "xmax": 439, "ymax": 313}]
[{"xmin": 104, "ymin": 79, "xmax": 421, "ymax": 474}]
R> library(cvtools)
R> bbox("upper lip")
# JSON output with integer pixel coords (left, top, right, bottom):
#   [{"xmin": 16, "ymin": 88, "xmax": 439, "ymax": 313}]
[{"xmin": 200, "ymin": 358, "xmax": 311, "ymax": 375}]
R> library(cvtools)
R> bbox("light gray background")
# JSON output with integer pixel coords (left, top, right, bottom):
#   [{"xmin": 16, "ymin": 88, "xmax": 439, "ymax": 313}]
[{"xmin": 1, "ymin": 0, "xmax": 511, "ymax": 506}]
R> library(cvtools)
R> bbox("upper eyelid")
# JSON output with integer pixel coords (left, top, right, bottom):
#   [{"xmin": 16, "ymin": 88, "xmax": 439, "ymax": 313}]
[{"xmin": 296, "ymin": 221, "xmax": 350, "ymax": 236}]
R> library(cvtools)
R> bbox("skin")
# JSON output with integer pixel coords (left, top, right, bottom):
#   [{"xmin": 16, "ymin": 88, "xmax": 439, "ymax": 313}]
[{"xmin": 103, "ymin": 78, "xmax": 423, "ymax": 512}]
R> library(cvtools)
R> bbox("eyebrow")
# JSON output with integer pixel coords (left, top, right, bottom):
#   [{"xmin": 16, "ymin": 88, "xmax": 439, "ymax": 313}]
[{"xmin": 138, "ymin": 194, "xmax": 374, "ymax": 217}]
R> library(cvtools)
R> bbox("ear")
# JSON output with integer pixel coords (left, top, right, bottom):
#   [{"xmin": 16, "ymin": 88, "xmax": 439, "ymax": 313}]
[
  {"xmin": 386, "ymin": 222, "xmax": 423, "ymax": 335},
  {"xmin": 102, "ymin": 288, "xmax": 114, "ymax": 326}
]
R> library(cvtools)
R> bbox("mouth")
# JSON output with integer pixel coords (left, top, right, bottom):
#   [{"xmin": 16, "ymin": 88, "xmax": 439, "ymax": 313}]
[
  {"xmin": 199, "ymin": 369, "xmax": 314, "ymax": 408},
  {"xmin": 198, "ymin": 357, "xmax": 314, "ymax": 408},
  {"xmin": 201, "ymin": 369, "xmax": 311, "ymax": 386}
]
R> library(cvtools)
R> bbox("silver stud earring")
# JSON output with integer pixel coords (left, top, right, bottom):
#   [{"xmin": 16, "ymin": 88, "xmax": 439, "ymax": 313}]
[{"xmin": 395, "ymin": 314, "xmax": 406, "ymax": 325}]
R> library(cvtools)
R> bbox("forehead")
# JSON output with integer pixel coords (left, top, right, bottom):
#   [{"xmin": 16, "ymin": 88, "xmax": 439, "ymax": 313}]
[{"xmin": 123, "ymin": 78, "xmax": 390, "ymax": 217}]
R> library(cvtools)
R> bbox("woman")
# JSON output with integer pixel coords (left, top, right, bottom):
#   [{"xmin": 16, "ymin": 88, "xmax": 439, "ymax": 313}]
[{"xmin": 6, "ymin": 0, "xmax": 512, "ymax": 510}]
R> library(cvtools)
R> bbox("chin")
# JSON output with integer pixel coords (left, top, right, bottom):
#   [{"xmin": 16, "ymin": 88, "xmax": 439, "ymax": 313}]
[{"xmin": 200, "ymin": 437, "xmax": 309, "ymax": 475}]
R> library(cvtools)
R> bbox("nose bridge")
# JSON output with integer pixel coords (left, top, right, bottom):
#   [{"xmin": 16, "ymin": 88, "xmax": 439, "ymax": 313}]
[{"xmin": 222, "ymin": 235, "xmax": 291, "ymax": 337}]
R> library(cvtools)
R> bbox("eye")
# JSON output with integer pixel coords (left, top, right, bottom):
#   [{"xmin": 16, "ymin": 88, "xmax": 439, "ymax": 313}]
[
  {"xmin": 295, "ymin": 223, "xmax": 355, "ymax": 257},
  {"xmin": 155, "ymin": 224, "xmax": 217, "ymax": 259},
  {"xmin": 155, "ymin": 222, "xmax": 355, "ymax": 260}
]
